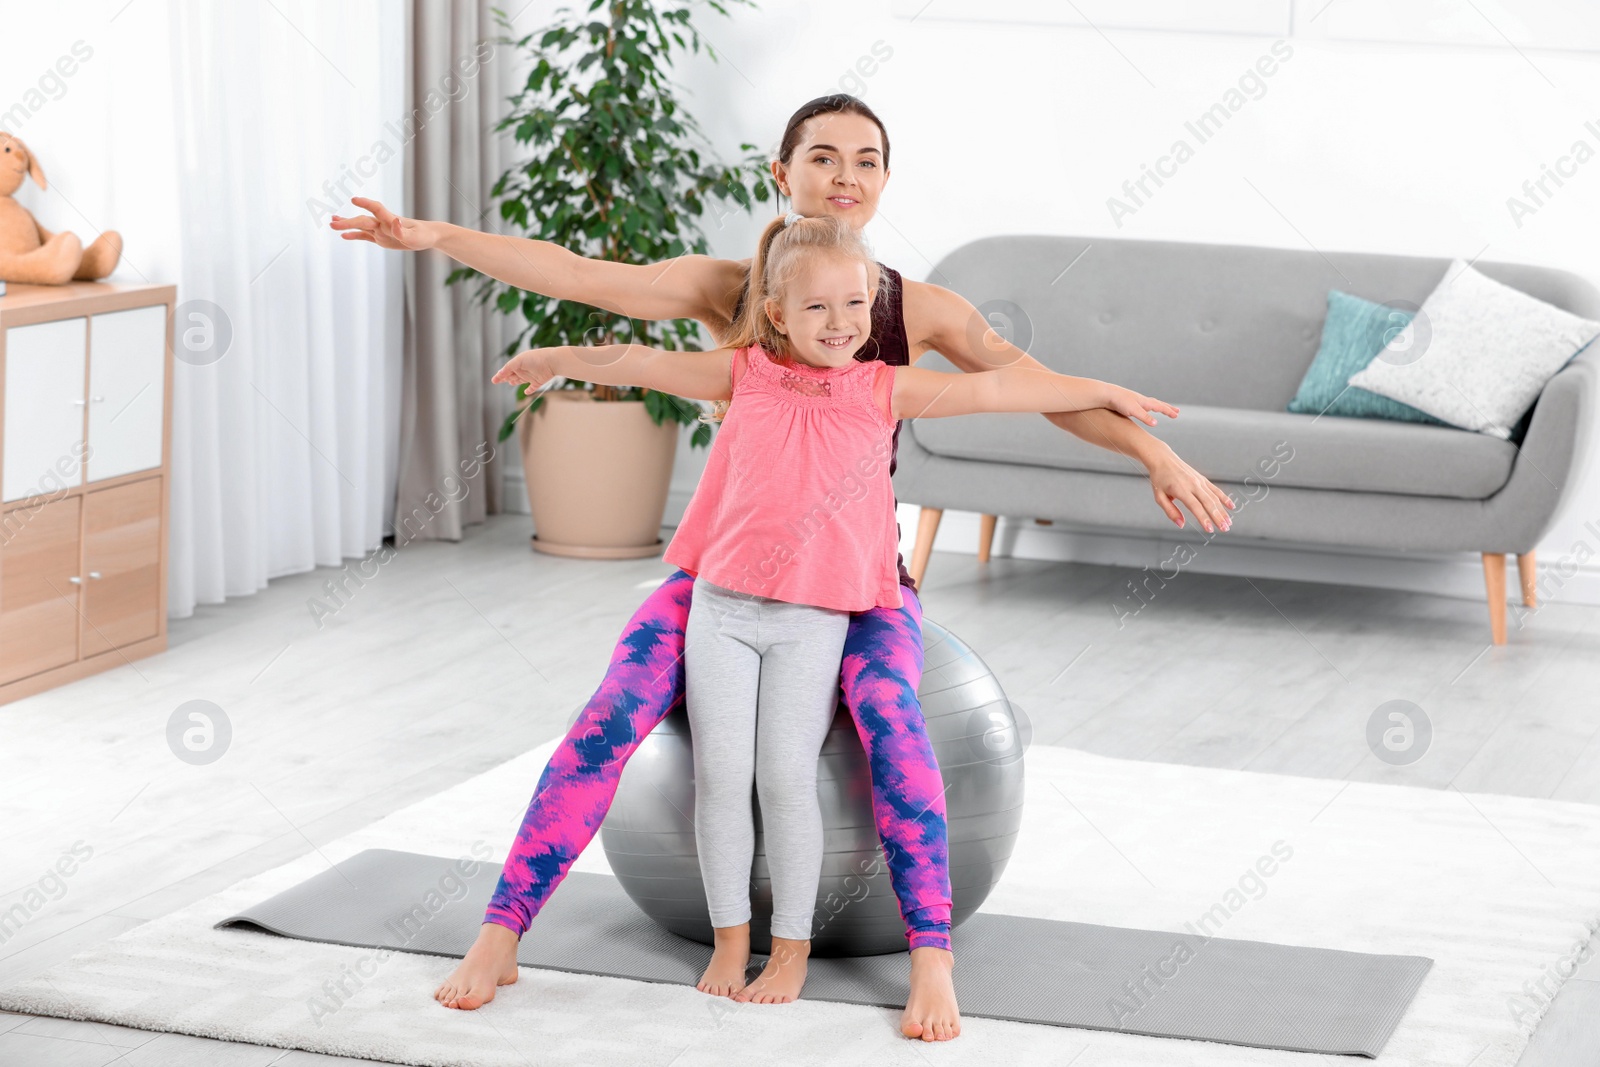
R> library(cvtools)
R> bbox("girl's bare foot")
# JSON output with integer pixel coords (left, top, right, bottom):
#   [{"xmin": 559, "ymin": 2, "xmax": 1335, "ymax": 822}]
[
  {"xmin": 901, "ymin": 946, "xmax": 961, "ymax": 1041},
  {"xmin": 435, "ymin": 922, "xmax": 520, "ymax": 1010},
  {"xmin": 697, "ymin": 923, "xmax": 751, "ymax": 997},
  {"xmin": 733, "ymin": 935, "xmax": 810, "ymax": 1004}
]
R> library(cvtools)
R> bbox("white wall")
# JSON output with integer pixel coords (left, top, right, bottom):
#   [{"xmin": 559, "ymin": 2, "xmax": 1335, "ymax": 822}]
[
  {"xmin": 494, "ymin": 2, "xmax": 1600, "ymax": 606},
  {"xmin": 1, "ymin": 3, "xmax": 184, "ymax": 291}
]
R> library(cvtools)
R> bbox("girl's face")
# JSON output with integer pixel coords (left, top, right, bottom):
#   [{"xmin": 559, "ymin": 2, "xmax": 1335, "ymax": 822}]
[
  {"xmin": 771, "ymin": 112, "xmax": 888, "ymax": 229},
  {"xmin": 765, "ymin": 255, "xmax": 875, "ymax": 368}
]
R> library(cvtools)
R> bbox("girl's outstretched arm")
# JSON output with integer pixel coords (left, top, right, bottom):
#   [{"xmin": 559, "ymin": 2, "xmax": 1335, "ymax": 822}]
[
  {"xmin": 331, "ymin": 197, "xmax": 747, "ymax": 324},
  {"xmin": 491, "ymin": 344, "xmax": 735, "ymax": 403},
  {"xmin": 891, "ymin": 364, "xmax": 1178, "ymax": 426},
  {"xmin": 904, "ymin": 279, "xmax": 1235, "ymax": 532}
]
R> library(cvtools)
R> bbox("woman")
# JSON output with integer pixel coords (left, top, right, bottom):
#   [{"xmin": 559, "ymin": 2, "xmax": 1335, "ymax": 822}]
[{"xmin": 331, "ymin": 94, "xmax": 1235, "ymax": 1042}]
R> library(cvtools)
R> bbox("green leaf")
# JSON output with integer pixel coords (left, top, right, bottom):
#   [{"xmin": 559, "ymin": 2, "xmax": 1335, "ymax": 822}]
[{"xmin": 476, "ymin": 0, "xmax": 764, "ymax": 451}]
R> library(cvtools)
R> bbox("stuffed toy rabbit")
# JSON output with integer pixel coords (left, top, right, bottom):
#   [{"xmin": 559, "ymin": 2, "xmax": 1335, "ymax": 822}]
[{"xmin": 0, "ymin": 131, "xmax": 122, "ymax": 285}]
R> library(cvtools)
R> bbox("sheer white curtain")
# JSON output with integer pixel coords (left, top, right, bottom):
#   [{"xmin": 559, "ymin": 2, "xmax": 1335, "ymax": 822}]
[{"xmin": 165, "ymin": 0, "xmax": 404, "ymax": 617}]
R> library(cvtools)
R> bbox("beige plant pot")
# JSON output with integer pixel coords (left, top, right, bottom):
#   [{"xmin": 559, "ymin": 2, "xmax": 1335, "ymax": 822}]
[{"xmin": 518, "ymin": 390, "xmax": 680, "ymax": 559}]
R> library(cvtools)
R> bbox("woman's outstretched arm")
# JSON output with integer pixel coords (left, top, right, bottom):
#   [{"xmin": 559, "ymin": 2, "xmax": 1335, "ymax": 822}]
[
  {"xmin": 902, "ymin": 279, "xmax": 1237, "ymax": 533},
  {"xmin": 330, "ymin": 197, "xmax": 747, "ymax": 324}
]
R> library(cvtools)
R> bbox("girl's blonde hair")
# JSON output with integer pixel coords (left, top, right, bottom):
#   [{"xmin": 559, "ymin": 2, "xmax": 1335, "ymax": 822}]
[{"xmin": 703, "ymin": 213, "xmax": 887, "ymax": 425}]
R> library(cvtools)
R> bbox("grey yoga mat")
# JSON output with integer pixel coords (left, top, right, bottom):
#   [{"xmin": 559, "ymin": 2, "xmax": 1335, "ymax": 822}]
[{"xmin": 217, "ymin": 849, "xmax": 1431, "ymax": 1057}]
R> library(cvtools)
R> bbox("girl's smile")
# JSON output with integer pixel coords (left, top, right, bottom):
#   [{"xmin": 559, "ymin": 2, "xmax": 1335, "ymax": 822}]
[{"xmin": 766, "ymin": 257, "xmax": 875, "ymax": 368}]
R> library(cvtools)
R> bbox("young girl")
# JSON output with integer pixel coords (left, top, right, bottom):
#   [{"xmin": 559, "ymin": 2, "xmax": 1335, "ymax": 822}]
[{"xmin": 489, "ymin": 212, "xmax": 1177, "ymax": 1005}]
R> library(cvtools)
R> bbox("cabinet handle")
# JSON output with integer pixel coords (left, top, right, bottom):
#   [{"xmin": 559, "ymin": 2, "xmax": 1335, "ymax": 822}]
[
  {"xmin": 69, "ymin": 396, "xmax": 106, "ymax": 405},
  {"xmin": 68, "ymin": 575, "xmax": 82, "ymax": 584},
  {"xmin": 89, "ymin": 571, "xmax": 103, "ymax": 580}
]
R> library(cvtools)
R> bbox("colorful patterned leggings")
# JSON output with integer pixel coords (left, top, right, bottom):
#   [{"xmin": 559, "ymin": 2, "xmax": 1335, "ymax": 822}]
[{"xmin": 483, "ymin": 568, "xmax": 954, "ymax": 953}]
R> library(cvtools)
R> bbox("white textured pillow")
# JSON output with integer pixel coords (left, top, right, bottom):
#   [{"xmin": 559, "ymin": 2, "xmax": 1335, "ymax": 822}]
[{"xmin": 1347, "ymin": 259, "xmax": 1600, "ymax": 439}]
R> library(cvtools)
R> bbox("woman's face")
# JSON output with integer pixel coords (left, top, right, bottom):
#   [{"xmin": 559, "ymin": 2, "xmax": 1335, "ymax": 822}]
[{"xmin": 771, "ymin": 112, "xmax": 889, "ymax": 230}]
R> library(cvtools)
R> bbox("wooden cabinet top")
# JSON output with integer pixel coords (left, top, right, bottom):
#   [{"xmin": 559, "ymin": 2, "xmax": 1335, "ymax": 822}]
[{"xmin": 0, "ymin": 281, "xmax": 176, "ymax": 328}]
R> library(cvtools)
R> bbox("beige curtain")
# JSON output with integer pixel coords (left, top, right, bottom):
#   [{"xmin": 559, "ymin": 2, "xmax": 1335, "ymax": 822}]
[{"xmin": 396, "ymin": 0, "xmax": 506, "ymax": 542}]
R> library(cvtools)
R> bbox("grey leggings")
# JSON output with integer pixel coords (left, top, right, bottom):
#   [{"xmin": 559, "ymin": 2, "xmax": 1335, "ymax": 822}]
[{"xmin": 684, "ymin": 576, "xmax": 851, "ymax": 941}]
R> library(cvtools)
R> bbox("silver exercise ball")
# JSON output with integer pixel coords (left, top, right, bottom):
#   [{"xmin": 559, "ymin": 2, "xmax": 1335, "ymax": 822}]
[{"xmin": 595, "ymin": 617, "xmax": 1026, "ymax": 957}]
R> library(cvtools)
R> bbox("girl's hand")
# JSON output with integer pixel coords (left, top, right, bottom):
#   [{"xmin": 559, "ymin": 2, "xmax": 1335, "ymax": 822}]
[
  {"xmin": 329, "ymin": 197, "xmax": 438, "ymax": 251},
  {"xmin": 491, "ymin": 349, "xmax": 560, "ymax": 391},
  {"xmin": 1102, "ymin": 384, "xmax": 1178, "ymax": 427}
]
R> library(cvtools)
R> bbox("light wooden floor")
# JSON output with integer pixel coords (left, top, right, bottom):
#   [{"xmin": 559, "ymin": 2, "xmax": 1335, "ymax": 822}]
[{"xmin": 2, "ymin": 512, "xmax": 1597, "ymax": 1065}]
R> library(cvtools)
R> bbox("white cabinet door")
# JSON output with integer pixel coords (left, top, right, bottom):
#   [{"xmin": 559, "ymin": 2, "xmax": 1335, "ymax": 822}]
[
  {"xmin": 87, "ymin": 305, "xmax": 167, "ymax": 483},
  {"xmin": 3, "ymin": 317, "xmax": 88, "ymax": 504}
]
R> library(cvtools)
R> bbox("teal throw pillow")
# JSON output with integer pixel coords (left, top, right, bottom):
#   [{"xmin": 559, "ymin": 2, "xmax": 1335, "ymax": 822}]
[{"xmin": 1288, "ymin": 290, "xmax": 1447, "ymax": 425}]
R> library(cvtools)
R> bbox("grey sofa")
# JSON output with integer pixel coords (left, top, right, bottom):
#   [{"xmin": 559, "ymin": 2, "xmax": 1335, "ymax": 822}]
[{"xmin": 893, "ymin": 235, "xmax": 1600, "ymax": 644}]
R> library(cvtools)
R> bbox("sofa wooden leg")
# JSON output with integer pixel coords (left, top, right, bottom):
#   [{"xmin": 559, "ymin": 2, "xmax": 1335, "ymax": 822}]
[
  {"xmin": 978, "ymin": 514, "xmax": 997, "ymax": 563},
  {"xmin": 1516, "ymin": 550, "xmax": 1537, "ymax": 608},
  {"xmin": 1482, "ymin": 552, "xmax": 1507, "ymax": 646},
  {"xmin": 910, "ymin": 508, "xmax": 942, "ymax": 590}
]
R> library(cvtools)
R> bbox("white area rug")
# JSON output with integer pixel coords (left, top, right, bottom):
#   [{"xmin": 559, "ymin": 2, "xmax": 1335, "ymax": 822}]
[{"xmin": 2, "ymin": 739, "xmax": 1598, "ymax": 1067}]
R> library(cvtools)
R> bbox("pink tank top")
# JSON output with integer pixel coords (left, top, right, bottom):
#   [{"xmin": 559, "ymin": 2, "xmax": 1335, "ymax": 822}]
[{"xmin": 663, "ymin": 344, "xmax": 903, "ymax": 612}]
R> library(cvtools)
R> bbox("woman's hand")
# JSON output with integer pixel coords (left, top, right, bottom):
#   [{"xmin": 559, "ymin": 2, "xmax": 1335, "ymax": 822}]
[
  {"xmin": 1100, "ymin": 383, "xmax": 1179, "ymax": 427},
  {"xmin": 329, "ymin": 197, "xmax": 438, "ymax": 251},
  {"xmin": 1144, "ymin": 445, "xmax": 1236, "ymax": 533},
  {"xmin": 1097, "ymin": 390, "xmax": 1235, "ymax": 532},
  {"xmin": 908, "ymin": 280, "xmax": 1232, "ymax": 532},
  {"xmin": 491, "ymin": 348, "xmax": 562, "ymax": 391}
]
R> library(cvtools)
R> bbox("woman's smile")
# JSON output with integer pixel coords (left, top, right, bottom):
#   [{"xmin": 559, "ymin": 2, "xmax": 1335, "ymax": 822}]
[{"xmin": 771, "ymin": 111, "xmax": 889, "ymax": 223}]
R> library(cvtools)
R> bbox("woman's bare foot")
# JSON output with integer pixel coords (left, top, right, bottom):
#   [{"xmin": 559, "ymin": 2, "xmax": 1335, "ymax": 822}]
[
  {"xmin": 435, "ymin": 922, "xmax": 520, "ymax": 1010},
  {"xmin": 901, "ymin": 946, "xmax": 961, "ymax": 1041},
  {"xmin": 733, "ymin": 935, "xmax": 810, "ymax": 1004},
  {"xmin": 697, "ymin": 923, "xmax": 751, "ymax": 997}
]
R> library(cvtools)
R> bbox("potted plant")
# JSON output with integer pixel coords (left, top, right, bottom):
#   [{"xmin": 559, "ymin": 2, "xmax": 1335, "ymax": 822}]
[{"xmin": 454, "ymin": 0, "xmax": 773, "ymax": 558}]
